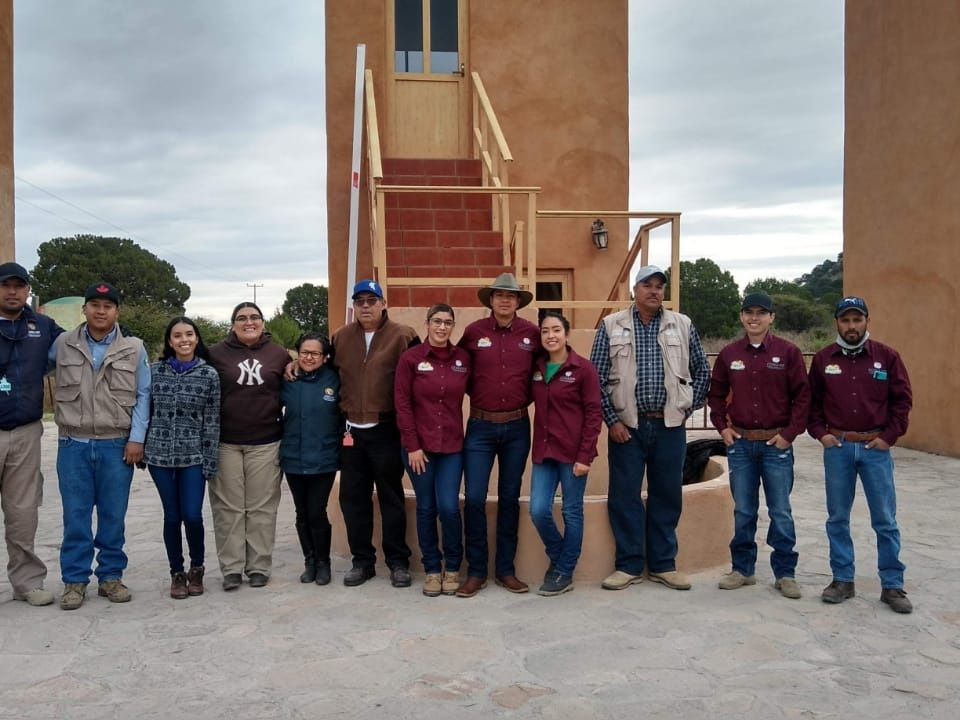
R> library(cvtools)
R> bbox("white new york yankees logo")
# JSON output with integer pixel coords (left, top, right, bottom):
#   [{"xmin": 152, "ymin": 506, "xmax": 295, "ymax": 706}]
[{"xmin": 236, "ymin": 358, "xmax": 264, "ymax": 385}]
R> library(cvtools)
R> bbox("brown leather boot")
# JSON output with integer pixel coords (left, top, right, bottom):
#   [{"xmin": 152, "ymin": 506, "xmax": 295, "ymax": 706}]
[
  {"xmin": 170, "ymin": 572, "xmax": 188, "ymax": 599},
  {"xmin": 186, "ymin": 566, "xmax": 204, "ymax": 596}
]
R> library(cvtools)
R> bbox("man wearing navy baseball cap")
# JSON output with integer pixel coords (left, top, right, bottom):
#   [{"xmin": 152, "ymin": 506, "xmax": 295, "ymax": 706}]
[
  {"xmin": 807, "ymin": 295, "xmax": 914, "ymax": 613},
  {"xmin": 52, "ymin": 281, "xmax": 152, "ymax": 609},
  {"xmin": 0, "ymin": 262, "xmax": 64, "ymax": 606},
  {"xmin": 332, "ymin": 279, "xmax": 420, "ymax": 588}
]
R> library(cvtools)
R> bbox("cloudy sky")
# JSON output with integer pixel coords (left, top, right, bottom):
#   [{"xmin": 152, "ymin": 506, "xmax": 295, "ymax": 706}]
[{"xmin": 12, "ymin": 1, "xmax": 843, "ymax": 321}]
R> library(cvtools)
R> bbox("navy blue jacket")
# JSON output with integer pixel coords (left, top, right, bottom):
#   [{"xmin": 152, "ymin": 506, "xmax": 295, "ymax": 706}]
[
  {"xmin": 0, "ymin": 307, "xmax": 64, "ymax": 429},
  {"xmin": 280, "ymin": 366, "xmax": 342, "ymax": 475}
]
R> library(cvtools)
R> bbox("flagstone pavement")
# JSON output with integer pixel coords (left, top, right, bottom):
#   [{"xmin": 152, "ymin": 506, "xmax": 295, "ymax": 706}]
[{"xmin": 1, "ymin": 424, "xmax": 958, "ymax": 719}]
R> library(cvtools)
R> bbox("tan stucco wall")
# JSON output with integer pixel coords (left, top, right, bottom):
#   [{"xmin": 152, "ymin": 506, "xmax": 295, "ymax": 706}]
[
  {"xmin": 844, "ymin": 2, "xmax": 960, "ymax": 456},
  {"xmin": 0, "ymin": 0, "xmax": 13, "ymax": 262},
  {"xmin": 325, "ymin": 1, "xmax": 629, "ymax": 330}
]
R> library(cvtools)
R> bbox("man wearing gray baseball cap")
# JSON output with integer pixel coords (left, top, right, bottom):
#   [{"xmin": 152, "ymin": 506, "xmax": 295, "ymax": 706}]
[{"xmin": 589, "ymin": 265, "xmax": 710, "ymax": 592}]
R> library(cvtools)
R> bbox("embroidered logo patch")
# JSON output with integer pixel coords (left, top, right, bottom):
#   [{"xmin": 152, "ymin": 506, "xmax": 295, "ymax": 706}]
[
  {"xmin": 477, "ymin": 337, "xmax": 492, "ymax": 348},
  {"xmin": 825, "ymin": 364, "xmax": 842, "ymax": 375},
  {"xmin": 730, "ymin": 360, "xmax": 746, "ymax": 371},
  {"xmin": 532, "ymin": 371, "xmax": 544, "ymax": 382},
  {"xmin": 417, "ymin": 361, "xmax": 434, "ymax": 372}
]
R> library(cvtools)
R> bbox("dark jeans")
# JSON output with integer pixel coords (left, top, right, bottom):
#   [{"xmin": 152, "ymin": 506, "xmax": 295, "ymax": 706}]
[
  {"xmin": 286, "ymin": 472, "xmax": 335, "ymax": 565},
  {"xmin": 403, "ymin": 451, "xmax": 463, "ymax": 574},
  {"xmin": 339, "ymin": 423, "xmax": 411, "ymax": 570},
  {"xmin": 529, "ymin": 460, "xmax": 586, "ymax": 577},
  {"xmin": 148, "ymin": 464, "xmax": 206, "ymax": 574},
  {"xmin": 462, "ymin": 416, "xmax": 531, "ymax": 578},
  {"xmin": 607, "ymin": 419, "xmax": 686, "ymax": 574}
]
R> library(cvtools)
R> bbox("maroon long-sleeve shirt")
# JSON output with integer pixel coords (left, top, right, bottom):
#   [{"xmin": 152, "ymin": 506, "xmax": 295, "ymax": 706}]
[
  {"xmin": 807, "ymin": 339, "xmax": 912, "ymax": 446},
  {"xmin": 394, "ymin": 342, "xmax": 471, "ymax": 454},
  {"xmin": 457, "ymin": 314, "xmax": 540, "ymax": 411},
  {"xmin": 531, "ymin": 349, "xmax": 603, "ymax": 466},
  {"xmin": 708, "ymin": 333, "xmax": 811, "ymax": 443}
]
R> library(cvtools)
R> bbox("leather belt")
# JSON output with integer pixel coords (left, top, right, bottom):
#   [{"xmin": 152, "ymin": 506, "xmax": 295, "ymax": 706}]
[
  {"xmin": 829, "ymin": 428, "xmax": 880, "ymax": 443},
  {"xmin": 469, "ymin": 407, "xmax": 528, "ymax": 424},
  {"xmin": 639, "ymin": 411, "xmax": 664, "ymax": 419},
  {"xmin": 733, "ymin": 426, "xmax": 782, "ymax": 442}
]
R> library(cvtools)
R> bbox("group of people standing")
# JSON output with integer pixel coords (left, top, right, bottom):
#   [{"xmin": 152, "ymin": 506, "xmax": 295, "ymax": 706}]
[{"xmin": 0, "ymin": 259, "xmax": 914, "ymax": 615}]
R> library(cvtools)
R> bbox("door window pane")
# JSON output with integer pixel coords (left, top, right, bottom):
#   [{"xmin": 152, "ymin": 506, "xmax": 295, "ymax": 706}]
[
  {"xmin": 395, "ymin": 0, "xmax": 424, "ymax": 73},
  {"xmin": 430, "ymin": 0, "xmax": 459, "ymax": 73}
]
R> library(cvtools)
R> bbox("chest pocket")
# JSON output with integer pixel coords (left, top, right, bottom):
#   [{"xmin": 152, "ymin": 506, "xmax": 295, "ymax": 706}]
[{"xmin": 105, "ymin": 355, "xmax": 138, "ymax": 406}]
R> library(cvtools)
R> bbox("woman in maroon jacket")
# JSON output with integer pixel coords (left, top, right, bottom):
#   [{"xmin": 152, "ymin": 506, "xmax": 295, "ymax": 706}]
[
  {"xmin": 394, "ymin": 304, "xmax": 471, "ymax": 597},
  {"xmin": 529, "ymin": 311, "xmax": 603, "ymax": 596}
]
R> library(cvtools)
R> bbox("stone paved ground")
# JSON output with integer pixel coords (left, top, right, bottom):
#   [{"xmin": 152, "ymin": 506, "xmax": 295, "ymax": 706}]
[{"xmin": 0, "ymin": 424, "xmax": 958, "ymax": 719}]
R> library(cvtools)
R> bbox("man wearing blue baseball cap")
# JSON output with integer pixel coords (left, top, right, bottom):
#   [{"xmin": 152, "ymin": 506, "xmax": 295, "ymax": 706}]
[
  {"xmin": 332, "ymin": 280, "xmax": 420, "ymax": 587},
  {"xmin": 808, "ymin": 296, "xmax": 914, "ymax": 613},
  {"xmin": 590, "ymin": 265, "xmax": 710, "ymax": 592}
]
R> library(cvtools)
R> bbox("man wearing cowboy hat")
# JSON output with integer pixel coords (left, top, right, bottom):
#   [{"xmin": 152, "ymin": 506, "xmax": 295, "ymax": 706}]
[
  {"xmin": 456, "ymin": 273, "xmax": 540, "ymax": 597},
  {"xmin": 590, "ymin": 265, "xmax": 710, "ymax": 592},
  {"xmin": 808, "ymin": 296, "xmax": 914, "ymax": 614}
]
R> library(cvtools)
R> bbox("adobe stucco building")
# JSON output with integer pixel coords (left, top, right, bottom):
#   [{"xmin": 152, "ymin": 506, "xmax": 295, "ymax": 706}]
[{"xmin": 844, "ymin": 2, "xmax": 960, "ymax": 456}]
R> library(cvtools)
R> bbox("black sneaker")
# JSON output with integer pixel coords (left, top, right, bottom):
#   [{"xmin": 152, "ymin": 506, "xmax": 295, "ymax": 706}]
[
  {"xmin": 821, "ymin": 580, "xmax": 856, "ymax": 604},
  {"xmin": 390, "ymin": 566, "xmax": 412, "ymax": 588},
  {"xmin": 880, "ymin": 588, "xmax": 913, "ymax": 614},
  {"xmin": 343, "ymin": 565, "xmax": 376, "ymax": 587},
  {"xmin": 538, "ymin": 572, "xmax": 573, "ymax": 597},
  {"xmin": 315, "ymin": 562, "xmax": 331, "ymax": 586}
]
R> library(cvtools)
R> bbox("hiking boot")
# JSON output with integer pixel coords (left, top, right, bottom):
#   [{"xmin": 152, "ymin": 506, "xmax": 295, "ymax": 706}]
[
  {"xmin": 423, "ymin": 573, "xmax": 442, "ymax": 597},
  {"xmin": 390, "ymin": 566, "xmax": 412, "ymax": 588},
  {"xmin": 60, "ymin": 583, "xmax": 87, "ymax": 611},
  {"xmin": 718, "ymin": 571, "xmax": 756, "ymax": 590},
  {"xmin": 299, "ymin": 562, "xmax": 317, "ymax": 584},
  {"xmin": 222, "ymin": 573, "xmax": 242, "ymax": 591},
  {"xmin": 248, "ymin": 573, "xmax": 269, "ymax": 588},
  {"xmin": 538, "ymin": 572, "xmax": 573, "ymax": 597},
  {"xmin": 98, "ymin": 579, "xmax": 131, "ymax": 603},
  {"xmin": 821, "ymin": 580, "xmax": 855, "ymax": 604},
  {"xmin": 170, "ymin": 572, "xmax": 188, "ymax": 600},
  {"xmin": 441, "ymin": 571, "xmax": 460, "ymax": 595},
  {"xmin": 187, "ymin": 566, "xmax": 204, "ymax": 596},
  {"xmin": 648, "ymin": 570, "xmax": 692, "ymax": 590},
  {"xmin": 343, "ymin": 565, "xmax": 375, "ymax": 587},
  {"xmin": 881, "ymin": 588, "xmax": 913, "ymax": 614},
  {"xmin": 315, "ymin": 562, "xmax": 331, "ymax": 586},
  {"xmin": 601, "ymin": 570, "xmax": 644, "ymax": 590},
  {"xmin": 775, "ymin": 577, "xmax": 802, "ymax": 599},
  {"xmin": 14, "ymin": 588, "xmax": 55, "ymax": 607}
]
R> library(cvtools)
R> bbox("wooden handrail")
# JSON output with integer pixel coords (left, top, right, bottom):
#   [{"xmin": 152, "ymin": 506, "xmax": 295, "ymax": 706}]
[
  {"xmin": 471, "ymin": 72, "xmax": 512, "ymax": 162},
  {"xmin": 364, "ymin": 70, "xmax": 382, "ymax": 180}
]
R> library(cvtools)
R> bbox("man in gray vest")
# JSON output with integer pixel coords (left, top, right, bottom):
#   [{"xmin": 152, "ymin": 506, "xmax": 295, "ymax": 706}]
[
  {"xmin": 52, "ymin": 282, "xmax": 151, "ymax": 610},
  {"xmin": 590, "ymin": 265, "xmax": 710, "ymax": 591}
]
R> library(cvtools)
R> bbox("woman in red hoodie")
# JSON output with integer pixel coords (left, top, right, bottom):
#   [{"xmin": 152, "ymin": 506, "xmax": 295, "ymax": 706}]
[{"xmin": 207, "ymin": 301, "xmax": 292, "ymax": 591}]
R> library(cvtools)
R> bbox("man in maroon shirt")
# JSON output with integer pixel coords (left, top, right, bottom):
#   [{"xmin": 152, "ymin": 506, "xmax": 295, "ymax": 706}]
[
  {"xmin": 709, "ymin": 293, "xmax": 809, "ymax": 599},
  {"xmin": 456, "ymin": 273, "xmax": 540, "ymax": 597},
  {"xmin": 808, "ymin": 296, "xmax": 913, "ymax": 613}
]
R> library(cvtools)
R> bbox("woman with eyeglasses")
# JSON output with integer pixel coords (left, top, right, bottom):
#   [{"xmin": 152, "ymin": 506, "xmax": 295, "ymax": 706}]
[
  {"xmin": 394, "ymin": 304, "xmax": 471, "ymax": 597},
  {"xmin": 529, "ymin": 311, "xmax": 602, "ymax": 596},
  {"xmin": 280, "ymin": 333, "xmax": 341, "ymax": 586},
  {"xmin": 144, "ymin": 317, "xmax": 220, "ymax": 599},
  {"xmin": 207, "ymin": 301, "xmax": 292, "ymax": 591}
]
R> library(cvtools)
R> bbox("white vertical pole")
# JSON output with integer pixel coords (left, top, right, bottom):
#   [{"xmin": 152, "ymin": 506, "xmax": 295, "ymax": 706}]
[{"xmin": 345, "ymin": 44, "xmax": 366, "ymax": 326}]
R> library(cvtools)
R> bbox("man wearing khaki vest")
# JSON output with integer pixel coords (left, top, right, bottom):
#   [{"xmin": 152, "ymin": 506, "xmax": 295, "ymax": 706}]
[
  {"xmin": 589, "ymin": 265, "xmax": 710, "ymax": 592},
  {"xmin": 53, "ymin": 283, "xmax": 151, "ymax": 610}
]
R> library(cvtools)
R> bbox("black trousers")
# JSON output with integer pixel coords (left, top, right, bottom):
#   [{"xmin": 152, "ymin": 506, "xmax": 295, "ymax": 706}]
[
  {"xmin": 286, "ymin": 472, "xmax": 335, "ymax": 565},
  {"xmin": 338, "ymin": 423, "xmax": 411, "ymax": 570}
]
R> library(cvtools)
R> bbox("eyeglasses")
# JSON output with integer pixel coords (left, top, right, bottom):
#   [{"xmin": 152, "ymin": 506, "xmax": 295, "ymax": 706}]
[
  {"xmin": 353, "ymin": 297, "xmax": 381, "ymax": 307},
  {"xmin": 428, "ymin": 318, "xmax": 455, "ymax": 328},
  {"xmin": 298, "ymin": 350, "xmax": 324, "ymax": 358},
  {"xmin": 234, "ymin": 314, "xmax": 263, "ymax": 323}
]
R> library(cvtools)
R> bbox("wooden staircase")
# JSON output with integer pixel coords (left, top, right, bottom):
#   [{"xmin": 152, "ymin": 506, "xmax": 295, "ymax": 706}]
[{"xmin": 382, "ymin": 158, "xmax": 510, "ymax": 307}]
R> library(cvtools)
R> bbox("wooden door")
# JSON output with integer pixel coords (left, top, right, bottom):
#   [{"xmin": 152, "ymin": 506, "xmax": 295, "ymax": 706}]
[{"xmin": 387, "ymin": 0, "xmax": 469, "ymax": 158}]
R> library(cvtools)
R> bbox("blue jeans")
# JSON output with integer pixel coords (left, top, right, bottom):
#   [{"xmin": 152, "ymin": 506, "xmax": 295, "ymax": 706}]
[
  {"xmin": 462, "ymin": 417, "xmax": 531, "ymax": 578},
  {"xmin": 57, "ymin": 438, "xmax": 134, "ymax": 584},
  {"xmin": 607, "ymin": 419, "xmax": 686, "ymax": 574},
  {"xmin": 823, "ymin": 442, "xmax": 905, "ymax": 589},
  {"xmin": 148, "ymin": 464, "xmax": 206, "ymax": 574},
  {"xmin": 403, "ymin": 451, "xmax": 464, "ymax": 574},
  {"xmin": 726, "ymin": 439, "xmax": 798, "ymax": 578},
  {"xmin": 529, "ymin": 460, "xmax": 586, "ymax": 577}
]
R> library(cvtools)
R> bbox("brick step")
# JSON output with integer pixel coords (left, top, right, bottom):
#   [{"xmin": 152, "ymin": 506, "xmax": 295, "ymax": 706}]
[
  {"xmin": 387, "ymin": 272, "xmax": 513, "ymax": 309},
  {"xmin": 385, "ymin": 207, "xmax": 493, "ymax": 232},
  {"xmin": 387, "ymin": 246, "xmax": 505, "ymax": 268},
  {"xmin": 382, "ymin": 158, "xmax": 482, "ymax": 183},
  {"xmin": 386, "ymin": 191, "xmax": 493, "ymax": 211},
  {"xmin": 386, "ymin": 229, "xmax": 502, "ymax": 250}
]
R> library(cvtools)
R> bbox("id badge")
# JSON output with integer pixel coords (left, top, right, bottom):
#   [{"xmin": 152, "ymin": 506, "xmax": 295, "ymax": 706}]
[
  {"xmin": 343, "ymin": 431, "xmax": 354, "ymax": 448},
  {"xmin": 0, "ymin": 376, "xmax": 11, "ymax": 394}
]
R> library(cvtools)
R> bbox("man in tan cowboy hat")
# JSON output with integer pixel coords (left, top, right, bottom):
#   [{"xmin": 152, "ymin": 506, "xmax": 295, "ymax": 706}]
[{"xmin": 456, "ymin": 273, "xmax": 540, "ymax": 597}]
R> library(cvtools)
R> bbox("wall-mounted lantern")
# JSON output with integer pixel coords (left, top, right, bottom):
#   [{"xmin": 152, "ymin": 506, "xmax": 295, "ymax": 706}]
[{"xmin": 591, "ymin": 219, "xmax": 609, "ymax": 250}]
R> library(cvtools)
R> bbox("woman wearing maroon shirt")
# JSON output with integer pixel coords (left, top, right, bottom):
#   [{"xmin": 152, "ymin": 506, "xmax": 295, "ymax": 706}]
[
  {"xmin": 529, "ymin": 312, "xmax": 603, "ymax": 596},
  {"xmin": 394, "ymin": 304, "xmax": 471, "ymax": 597}
]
